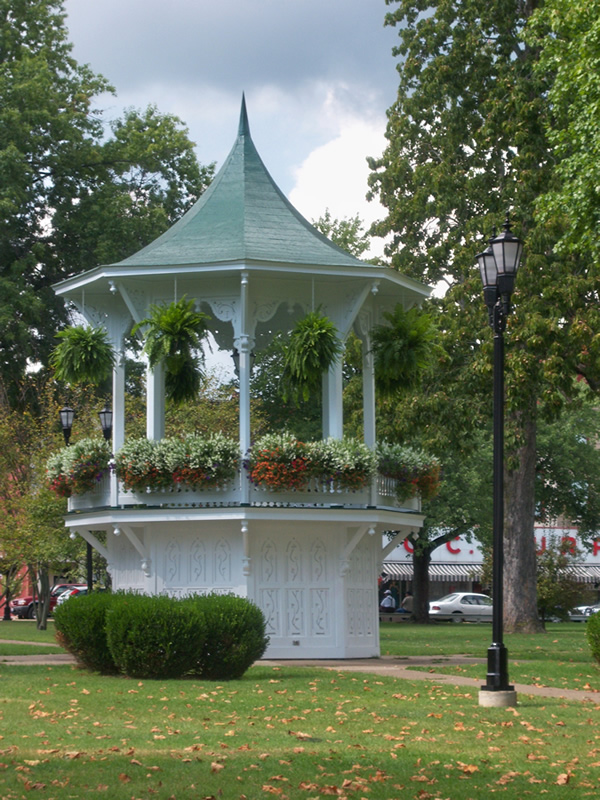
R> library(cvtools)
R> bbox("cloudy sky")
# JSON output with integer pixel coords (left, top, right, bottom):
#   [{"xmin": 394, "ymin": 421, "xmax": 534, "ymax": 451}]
[{"xmin": 63, "ymin": 0, "xmax": 402, "ymax": 256}]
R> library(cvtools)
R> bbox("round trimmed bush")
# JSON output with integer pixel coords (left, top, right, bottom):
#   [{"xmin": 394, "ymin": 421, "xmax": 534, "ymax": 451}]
[
  {"xmin": 191, "ymin": 594, "xmax": 269, "ymax": 680},
  {"xmin": 54, "ymin": 591, "xmax": 118, "ymax": 674},
  {"xmin": 106, "ymin": 593, "xmax": 206, "ymax": 679},
  {"xmin": 586, "ymin": 610, "xmax": 600, "ymax": 664}
]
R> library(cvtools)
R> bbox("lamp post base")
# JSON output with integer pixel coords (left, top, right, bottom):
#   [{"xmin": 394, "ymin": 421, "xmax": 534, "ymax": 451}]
[{"xmin": 479, "ymin": 688, "xmax": 517, "ymax": 708}]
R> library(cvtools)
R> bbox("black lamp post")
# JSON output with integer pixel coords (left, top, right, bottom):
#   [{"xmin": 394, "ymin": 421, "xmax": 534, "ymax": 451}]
[
  {"xmin": 476, "ymin": 215, "xmax": 523, "ymax": 707},
  {"xmin": 59, "ymin": 406, "xmax": 75, "ymax": 446}
]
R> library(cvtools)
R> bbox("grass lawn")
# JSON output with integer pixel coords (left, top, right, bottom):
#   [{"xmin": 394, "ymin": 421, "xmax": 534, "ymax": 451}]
[
  {"xmin": 0, "ymin": 622, "xmax": 599, "ymax": 798},
  {"xmin": 381, "ymin": 621, "xmax": 600, "ymax": 693},
  {"xmin": 0, "ymin": 621, "xmax": 64, "ymax": 656}
]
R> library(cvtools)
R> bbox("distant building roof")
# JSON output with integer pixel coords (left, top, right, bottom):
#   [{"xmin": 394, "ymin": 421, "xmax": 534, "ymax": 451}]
[{"xmin": 115, "ymin": 95, "xmax": 369, "ymax": 270}]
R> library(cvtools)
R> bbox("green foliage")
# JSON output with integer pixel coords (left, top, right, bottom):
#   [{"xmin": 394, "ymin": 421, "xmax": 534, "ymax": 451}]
[
  {"xmin": 312, "ymin": 209, "xmax": 371, "ymax": 258},
  {"xmin": 54, "ymin": 592, "xmax": 118, "ymax": 674},
  {"xmin": 250, "ymin": 333, "xmax": 322, "ymax": 442},
  {"xmin": 106, "ymin": 593, "xmax": 206, "ymax": 680},
  {"xmin": 367, "ymin": 0, "xmax": 600, "ymax": 632},
  {"xmin": 0, "ymin": 3, "xmax": 213, "ymax": 405},
  {"xmin": 371, "ymin": 305, "xmax": 438, "ymax": 396},
  {"xmin": 282, "ymin": 311, "xmax": 343, "ymax": 403},
  {"xmin": 49, "ymin": 325, "xmax": 115, "ymax": 386},
  {"xmin": 526, "ymin": 0, "xmax": 600, "ymax": 263},
  {"xmin": 587, "ymin": 610, "xmax": 600, "ymax": 665},
  {"xmin": 191, "ymin": 594, "xmax": 269, "ymax": 681},
  {"xmin": 134, "ymin": 297, "xmax": 210, "ymax": 405}
]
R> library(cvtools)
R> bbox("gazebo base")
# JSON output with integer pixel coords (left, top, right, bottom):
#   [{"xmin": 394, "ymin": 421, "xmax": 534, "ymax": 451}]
[{"xmin": 67, "ymin": 506, "xmax": 422, "ymax": 660}]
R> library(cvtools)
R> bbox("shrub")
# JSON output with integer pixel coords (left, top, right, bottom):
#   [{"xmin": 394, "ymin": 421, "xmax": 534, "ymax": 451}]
[
  {"xmin": 586, "ymin": 611, "xmax": 600, "ymax": 664},
  {"xmin": 106, "ymin": 593, "xmax": 206, "ymax": 679},
  {"xmin": 190, "ymin": 594, "xmax": 269, "ymax": 680},
  {"xmin": 53, "ymin": 592, "xmax": 118, "ymax": 674}
]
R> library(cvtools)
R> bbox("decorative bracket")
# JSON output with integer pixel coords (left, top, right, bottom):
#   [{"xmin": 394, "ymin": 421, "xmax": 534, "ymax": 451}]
[
  {"xmin": 72, "ymin": 529, "xmax": 109, "ymax": 562},
  {"xmin": 119, "ymin": 524, "xmax": 152, "ymax": 578},
  {"xmin": 339, "ymin": 525, "xmax": 373, "ymax": 576}
]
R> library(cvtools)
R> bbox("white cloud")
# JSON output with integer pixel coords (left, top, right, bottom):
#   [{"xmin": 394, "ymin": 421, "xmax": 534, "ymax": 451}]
[{"xmin": 289, "ymin": 102, "xmax": 389, "ymax": 258}]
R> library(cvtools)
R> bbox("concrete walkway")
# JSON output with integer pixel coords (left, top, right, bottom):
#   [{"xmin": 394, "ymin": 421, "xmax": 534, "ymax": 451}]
[{"xmin": 2, "ymin": 649, "xmax": 599, "ymax": 703}]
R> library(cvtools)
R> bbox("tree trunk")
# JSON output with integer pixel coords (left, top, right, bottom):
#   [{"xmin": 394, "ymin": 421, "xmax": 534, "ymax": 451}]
[
  {"xmin": 36, "ymin": 569, "xmax": 50, "ymax": 631},
  {"xmin": 412, "ymin": 547, "xmax": 431, "ymax": 623},
  {"xmin": 504, "ymin": 414, "xmax": 544, "ymax": 633}
]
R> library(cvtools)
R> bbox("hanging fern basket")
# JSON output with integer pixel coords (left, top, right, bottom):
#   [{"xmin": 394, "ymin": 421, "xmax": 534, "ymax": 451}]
[
  {"xmin": 281, "ymin": 310, "xmax": 343, "ymax": 402},
  {"xmin": 371, "ymin": 305, "xmax": 438, "ymax": 396},
  {"xmin": 133, "ymin": 296, "xmax": 210, "ymax": 406},
  {"xmin": 50, "ymin": 326, "xmax": 115, "ymax": 386}
]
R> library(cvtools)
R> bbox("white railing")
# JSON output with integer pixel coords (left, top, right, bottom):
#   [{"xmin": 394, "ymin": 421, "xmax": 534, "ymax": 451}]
[{"xmin": 67, "ymin": 472, "xmax": 421, "ymax": 512}]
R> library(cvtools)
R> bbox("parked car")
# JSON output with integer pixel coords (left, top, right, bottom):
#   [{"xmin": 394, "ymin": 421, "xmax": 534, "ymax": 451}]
[
  {"xmin": 10, "ymin": 583, "xmax": 87, "ymax": 619},
  {"xmin": 429, "ymin": 592, "xmax": 493, "ymax": 623},
  {"xmin": 55, "ymin": 587, "xmax": 88, "ymax": 606},
  {"xmin": 570, "ymin": 602, "xmax": 600, "ymax": 621}
]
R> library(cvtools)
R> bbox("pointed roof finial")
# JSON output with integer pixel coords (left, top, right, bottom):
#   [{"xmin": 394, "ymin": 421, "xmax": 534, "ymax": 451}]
[{"xmin": 238, "ymin": 93, "xmax": 250, "ymax": 137}]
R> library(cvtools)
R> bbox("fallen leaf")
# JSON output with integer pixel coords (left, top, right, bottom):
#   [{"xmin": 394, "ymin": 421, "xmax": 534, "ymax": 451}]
[
  {"xmin": 556, "ymin": 773, "xmax": 571, "ymax": 785},
  {"xmin": 118, "ymin": 773, "xmax": 131, "ymax": 783},
  {"xmin": 211, "ymin": 762, "xmax": 225, "ymax": 773}
]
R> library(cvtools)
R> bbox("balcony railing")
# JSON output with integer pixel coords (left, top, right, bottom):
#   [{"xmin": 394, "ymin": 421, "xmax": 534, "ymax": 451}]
[{"xmin": 67, "ymin": 472, "xmax": 421, "ymax": 513}]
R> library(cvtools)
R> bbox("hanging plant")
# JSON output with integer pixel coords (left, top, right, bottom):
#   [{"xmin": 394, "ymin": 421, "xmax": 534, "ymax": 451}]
[
  {"xmin": 281, "ymin": 310, "xmax": 343, "ymax": 402},
  {"xmin": 370, "ymin": 304, "xmax": 438, "ymax": 396},
  {"xmin": 50, "ymin": 326, "xmax": 115, "ymax": 385},
  {"xmin": 133, "ymin": 296, "xmax": 210, "ymax": 406}
]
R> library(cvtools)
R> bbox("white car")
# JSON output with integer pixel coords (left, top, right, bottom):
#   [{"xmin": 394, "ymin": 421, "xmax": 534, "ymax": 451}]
[
  {"xmin": 570, "ymin": 602, "xmax": 600, "ymax": 620},
  {"xmin": 429, "ymin": 592, "xmax": 493, "ymax": 623}
]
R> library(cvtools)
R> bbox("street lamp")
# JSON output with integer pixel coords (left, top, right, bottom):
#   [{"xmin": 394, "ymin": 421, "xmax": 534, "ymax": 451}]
[
  {"xmin": 476, "ymin": 214, "xmax": 523, "ymax": 708},
  {"xmin": 59, "ymin": 406, "xmax": 75, "ymax": 446}
]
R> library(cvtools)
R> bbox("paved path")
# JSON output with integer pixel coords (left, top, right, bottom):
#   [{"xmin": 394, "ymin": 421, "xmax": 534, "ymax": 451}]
[{"xmin": 2, "ymin": 650, "xmax": 599, "ymax": 703}]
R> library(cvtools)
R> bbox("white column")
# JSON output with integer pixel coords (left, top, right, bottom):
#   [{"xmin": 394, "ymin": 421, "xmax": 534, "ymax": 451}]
[
  {"xmin": 322, "ymin": 359, "xmax": 343, "ymax": 439},
  {"xmin": 362, "ymin": 333, "xmax": 376, "ymax": 448},
  {"xmin": 238, "ymin": 272, "xmax": 251, "ymax": 503},
  {"xmin": 146, "ymin": 362, "xmax": 165, "ymax": 441},
  {"xmin": 111, "ymin": 351, "xmax": 126, "ymax": 506}
]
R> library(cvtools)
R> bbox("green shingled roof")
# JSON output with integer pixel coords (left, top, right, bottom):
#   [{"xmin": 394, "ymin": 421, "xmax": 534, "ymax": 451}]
[{"xmin": 115, "ymin": 96, "xmax": 368, "ymax": 270}]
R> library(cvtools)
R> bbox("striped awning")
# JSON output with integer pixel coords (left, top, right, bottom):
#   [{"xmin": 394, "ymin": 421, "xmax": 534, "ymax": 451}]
[
  {"xmin": 570, "ymin": 565, "xmax": 600, "ymax": 584},
  {"xmin": 382, "ymin": 562, "xmax": 482, "ymax": 582},
  {"xmin": 382, "ymin": 562, "xmax": 600, "ymax": 584}
]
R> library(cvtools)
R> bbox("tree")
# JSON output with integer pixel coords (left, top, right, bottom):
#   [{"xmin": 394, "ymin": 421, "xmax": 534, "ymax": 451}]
[
  {"xmin": 0, "ymin": 1, "xmax": 213, "ymax": 406},
  {"xmin": 312, "ymin": 210, "xmax": 371, "ymax": 258},
  {"xmin": 526, "ymin": 0, "xmax": 600, "ymax": 263},
  {"xmin": 368, "ymin": 0, "xmax": 600, "ymax": 633}
]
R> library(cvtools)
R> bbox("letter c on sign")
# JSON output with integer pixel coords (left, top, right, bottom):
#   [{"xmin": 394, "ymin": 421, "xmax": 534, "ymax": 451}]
[
  {"xmin": 403, "ymin": 538, "xmax": 414, "ymax": 554},
  {"xmin": 446, "ymin": 538, "xmax": 460, "ymax": 554}
]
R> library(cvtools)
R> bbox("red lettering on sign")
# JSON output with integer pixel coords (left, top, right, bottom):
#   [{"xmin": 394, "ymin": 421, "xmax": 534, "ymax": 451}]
[
  {"xmin": 536, "ymin": 536, "xmax": 546, "ymax": 556},
  {"xmin": 562, "ymin": 535, "xmax": 576, "ymax": 555},
  {"xmin": 446, "ymin": 538, "xmax": 460, "ymax": 554},
  {"xmin": 403, "ymin": 538, "xmax": 414, "ymax": 554},
  {"xmin": 594, "ymin": 540, "xmax": 600, "ymax": 557}
]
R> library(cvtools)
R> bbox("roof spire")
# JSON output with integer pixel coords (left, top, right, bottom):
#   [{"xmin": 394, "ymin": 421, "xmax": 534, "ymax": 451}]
[{"xmin": 238, "ymin": 93, "xmax": 250, "ymax": 137}]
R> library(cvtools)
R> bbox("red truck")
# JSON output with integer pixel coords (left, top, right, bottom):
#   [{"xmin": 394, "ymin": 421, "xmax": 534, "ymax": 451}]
[{"xmin": 10, "ymin": 583, "xmax": 87, "ymax": 619}]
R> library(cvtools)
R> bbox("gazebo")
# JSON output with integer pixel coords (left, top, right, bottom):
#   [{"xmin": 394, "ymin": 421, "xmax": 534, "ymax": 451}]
[{"xmin": 53, "ymin": 97, "xmax": 430, "ymax": 658}]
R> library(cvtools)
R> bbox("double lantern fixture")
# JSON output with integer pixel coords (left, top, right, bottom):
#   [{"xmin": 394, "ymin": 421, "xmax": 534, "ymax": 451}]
[{"xmin": 59, "ymin": 405, "xmax": 113, "ymax": 447}]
